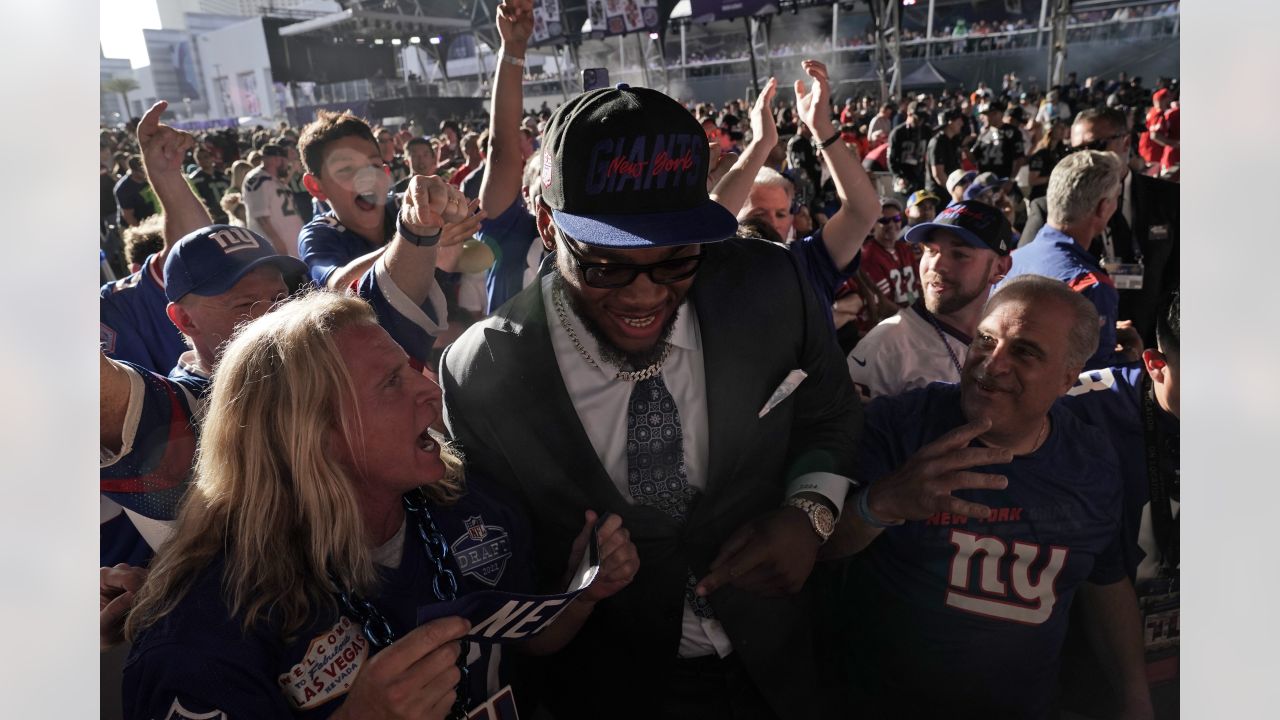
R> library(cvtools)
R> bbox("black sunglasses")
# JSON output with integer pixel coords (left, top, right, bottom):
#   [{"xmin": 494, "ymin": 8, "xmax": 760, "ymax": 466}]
[
  {"xmin": 877, "ymin": 214, "xmax": 904, "ymax": 225},
  {"xmin": 560, "ymin": 235, "xmax": 703, "ymax": 289},
  {"xmin": 1069, "ymin": 131, "xmax": 1127, "ymax": 153}
]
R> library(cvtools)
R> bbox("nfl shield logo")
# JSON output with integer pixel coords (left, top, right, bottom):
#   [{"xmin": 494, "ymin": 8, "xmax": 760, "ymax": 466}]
[{"xmin": 451, "ymin": 515, "xmax": 512, "ymax": 587}]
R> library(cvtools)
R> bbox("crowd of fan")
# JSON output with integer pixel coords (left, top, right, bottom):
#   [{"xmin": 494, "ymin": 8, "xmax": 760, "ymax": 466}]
[{"xmin": 98, "ymin": 0, "xmax": 1179, "ymax": 717}]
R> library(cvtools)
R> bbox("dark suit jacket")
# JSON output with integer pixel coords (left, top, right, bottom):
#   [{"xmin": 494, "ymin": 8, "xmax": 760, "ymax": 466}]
[
  {"xmin": 1019, "ymin": 172, "xmax": 1178, "ymax": 346},
  {"xmin": 440, "ymin": 238, "xmax": 862, "ymax": 718}
]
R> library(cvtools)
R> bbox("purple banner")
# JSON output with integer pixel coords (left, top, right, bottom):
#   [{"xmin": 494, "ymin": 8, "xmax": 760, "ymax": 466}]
[{"xmin": 687, "ymin": 0, "xmax": 779, "ymax": 23}]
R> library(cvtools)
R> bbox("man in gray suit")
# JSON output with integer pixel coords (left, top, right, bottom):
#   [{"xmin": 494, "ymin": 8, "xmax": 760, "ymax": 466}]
[{"xmin": 440, "ymin": 62, "xmax": 861, "ymax": 718}]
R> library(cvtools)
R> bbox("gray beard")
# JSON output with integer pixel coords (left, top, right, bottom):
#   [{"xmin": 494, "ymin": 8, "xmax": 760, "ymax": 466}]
[{"xmin": 553, "ymin": 271, "xmax": 678, "ymax": 370}]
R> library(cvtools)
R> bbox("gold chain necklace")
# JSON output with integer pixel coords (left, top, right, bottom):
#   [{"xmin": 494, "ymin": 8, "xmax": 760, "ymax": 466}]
[{"xmin": 552, "ymin": 281, "xmax": 673, "ymax": 382}]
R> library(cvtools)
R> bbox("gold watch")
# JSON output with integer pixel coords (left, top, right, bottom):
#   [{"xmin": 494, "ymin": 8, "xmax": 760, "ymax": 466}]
[{"xmin": 787, "ymin": 497, "xmax": 836, "ymax": 543}]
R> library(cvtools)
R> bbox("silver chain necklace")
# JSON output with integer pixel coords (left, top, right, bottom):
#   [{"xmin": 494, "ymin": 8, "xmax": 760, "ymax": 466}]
[{"xmin": 552, "ymin": 280, "xmax": 672, "ymax": 382}]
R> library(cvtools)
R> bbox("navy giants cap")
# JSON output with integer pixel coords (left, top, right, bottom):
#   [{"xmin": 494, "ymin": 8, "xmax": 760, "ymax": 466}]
[
  {"xmin": 904, "ymin": 200, "xmax": 1013, "ymax": 255},
  {"xmin": 163, "ymin": 225, "xmax": 308, "ymax": 302},
  {"xmin": 539, "ymin": 83, "xmax": 739, "ymax": 248},
  {"xmin": 963, "ymin": 171, "xmax": 1011, "ymax": 202}
]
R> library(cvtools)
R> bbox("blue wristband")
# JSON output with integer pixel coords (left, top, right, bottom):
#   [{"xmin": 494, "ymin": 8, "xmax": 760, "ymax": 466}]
[{"xmin": 856, "ymin": 487, "xmax": 903, "ymax": 529}]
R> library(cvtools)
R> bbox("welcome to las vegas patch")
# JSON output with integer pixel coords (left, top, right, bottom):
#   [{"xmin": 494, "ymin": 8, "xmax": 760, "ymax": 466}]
[{"xmin": 277, "ymin": 615, "xmax": 369, "ymax": 710}]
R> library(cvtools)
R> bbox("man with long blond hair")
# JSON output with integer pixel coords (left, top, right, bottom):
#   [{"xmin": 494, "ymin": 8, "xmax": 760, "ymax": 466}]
[{"xmin": 121, "ymin": 291, "xmax": 639, "ymax": 718}]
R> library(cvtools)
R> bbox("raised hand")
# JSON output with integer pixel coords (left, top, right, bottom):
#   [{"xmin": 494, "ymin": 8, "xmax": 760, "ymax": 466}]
[
  {"xmin": 565, "ymin": 510, "xmax": 639, "ymax": 604},
  {"xmin": 440, "ymin": 198, "xmax": 486, "ymax": 250},
  {"xmin": 400, "ymin": 175, "xmax": 474, "ymax": 239},
  {"xmin": 136, "ymin": 101, "xmax": 195, "ymax": 180},
  {"xmin": 794, "ymin": 59, "xmax": 835, "ymax": 138},
  {"xmin": 866, "ymin": 418, "xmax": 1012, "ymax": 524},
  {"xmin": 496, "ymin": 0, "xmax": 535, "ymax": 53},
  {"xmin": 748, "ymin": 77, "xmax": 779, "ymax": 150}
]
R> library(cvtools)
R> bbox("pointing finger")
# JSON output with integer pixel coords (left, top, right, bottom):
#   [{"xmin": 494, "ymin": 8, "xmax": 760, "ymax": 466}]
[{"xmin": 137, "ymin": 101, "xmax": 168, "ymax": 141}]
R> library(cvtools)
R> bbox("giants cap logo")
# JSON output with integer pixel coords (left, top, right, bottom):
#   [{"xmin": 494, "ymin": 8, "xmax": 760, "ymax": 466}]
[
  {"xmin": 581, "ymin": 133, "xmax": 704, "ymax": 197},
  {"xmin": 207, "ymin": 227, "xmax": 261, "ymax": 255}
]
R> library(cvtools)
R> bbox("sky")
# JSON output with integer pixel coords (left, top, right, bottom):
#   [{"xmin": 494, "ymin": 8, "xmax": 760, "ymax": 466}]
[{"xmin": 100, "ymin": 0, "xmax": 161, "ymax": 68}]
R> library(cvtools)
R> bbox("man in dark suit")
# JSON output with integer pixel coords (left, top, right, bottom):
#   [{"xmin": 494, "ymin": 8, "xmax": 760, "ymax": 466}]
[
  {"xmin": 440, "ymin": 72, "xmax": 861, "ymax": 717},
  {"xmin": 1019, "ymin": 108, "xmax": 1178, "ymax": 346}
]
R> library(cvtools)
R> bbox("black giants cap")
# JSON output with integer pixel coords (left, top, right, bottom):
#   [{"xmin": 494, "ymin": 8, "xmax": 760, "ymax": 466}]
[
  {"xmin": 904, "ymin": 200, "xmax": 1013, "ymax": 256},
  {"xmin": 538, "ymin": 83, "xmax": 739, "ymax": 249}
]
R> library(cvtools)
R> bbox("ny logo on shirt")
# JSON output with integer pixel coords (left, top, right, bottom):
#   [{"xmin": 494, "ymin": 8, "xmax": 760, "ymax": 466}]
[
  {"xmin": 945, "ymin": 529, "xmax": 1067, "ymax": 625},
  {"xmin": 209, "ymin": 227, "xmax": 261, "ymax": 254}
]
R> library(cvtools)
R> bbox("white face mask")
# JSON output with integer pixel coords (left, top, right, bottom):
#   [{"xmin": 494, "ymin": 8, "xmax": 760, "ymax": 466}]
[{"xmin": 353, "ymin": 165, "xmax": 387, "ymax": 204}]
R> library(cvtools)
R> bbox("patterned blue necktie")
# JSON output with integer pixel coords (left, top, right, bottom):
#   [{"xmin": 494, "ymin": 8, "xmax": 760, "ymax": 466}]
[{"xmin": 626, "ymin": 374, "xmax": 715, "ymax": 618}]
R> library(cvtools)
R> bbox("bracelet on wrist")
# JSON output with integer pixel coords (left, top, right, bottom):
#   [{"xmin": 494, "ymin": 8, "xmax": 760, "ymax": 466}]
[
  {"xmin": 815, "ymin": 130, "xmax": 841, "ymax": 150},
  {"xmin": 499, "ymin": 53, "xmax": 526, "ymax": 67},
  {"xmin": 395, "ymin": 215, "xmax": 442, "ymax": 247},
  {"xmin": 856, "ymin": 487, "xmax": 903, "ymax": 529}
]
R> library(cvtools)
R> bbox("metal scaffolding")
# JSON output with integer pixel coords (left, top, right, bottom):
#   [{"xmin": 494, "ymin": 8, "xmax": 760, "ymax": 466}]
[{"xmin": 1047, "ymin": 0, "xmax": 1072, "ymax": 88}]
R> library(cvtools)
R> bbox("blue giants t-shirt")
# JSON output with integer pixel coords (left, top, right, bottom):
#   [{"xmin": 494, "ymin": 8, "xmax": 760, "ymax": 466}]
[
  {"xmin": 100, "ymin": 254, "xmax": 188, "ymax": 374},
  {"xmin": 836, "ymin": 383, "xmax": 1124, "ymax": 719},
  {"xmin": 124, "ymin": 476, "xmax": 533, "ymax": 718}
]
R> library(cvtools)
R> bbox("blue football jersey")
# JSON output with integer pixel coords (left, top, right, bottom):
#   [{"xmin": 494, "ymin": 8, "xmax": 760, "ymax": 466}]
[
  {"xmin": 1061, "ymin": 363, "xmax": 1179, "ymax": 581},
  {"xmin": 297, "ymin": 201, "xmax": 397, "ymax": 287},
  {"xmin": 100, "ymin": 358, "xmax": 208, "ymax": 522},
  {"xmin": 123, "ymin": 476, "xmax": 533, "ymax": 719},
  {"xmin": 99, "ymin": 254, "xmax": 187, "ymax": 374},
  {"xmin": 837, "ymin": 383, "xmax": 1124, "ymax": 719}
]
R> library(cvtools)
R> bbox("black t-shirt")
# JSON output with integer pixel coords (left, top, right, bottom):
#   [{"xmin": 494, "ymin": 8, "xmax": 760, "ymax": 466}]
[
  {"xmin": 787, "ymin": 134, "xmax": 822, "ymax": 194},
  {"xmin": 100, "ymin": 171, "xmax": 118, "ymax": 220},
  {"xmin": 974, "ymin": 122, "xmax": 1025, "ymax": 178},
  {"xmin": 1026, "ymin": 145, "xmax": 1069, "ymax": 200},
  {"xmin": 286, "ymin": 173, "xmax": 315, "ymax": 224},
  {"xmin": 189, "ymin": 169, "xmax": 231, "ymax": 224},
  {"xmin": 113, "ymin": 174, "xmax": 157, "ymax": 228},
  {"xmin": 925, "ymin": 132, "xmax": 963, "ymax": 195}
]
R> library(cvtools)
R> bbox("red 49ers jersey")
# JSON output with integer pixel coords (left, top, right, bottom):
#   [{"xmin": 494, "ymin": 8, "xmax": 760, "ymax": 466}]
[{"xmin": 860, "ymin": 237, "xmax": 921, "ymax": 307}]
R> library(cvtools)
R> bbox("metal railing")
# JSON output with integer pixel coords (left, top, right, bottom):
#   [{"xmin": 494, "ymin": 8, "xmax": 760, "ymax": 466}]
[
  {"xmin": 530, "ymin": 10, "xmax": 1179, "ymax": 83},
  {"xmin": 296, "ymin": 9, "xmax": 1178, "ymax": 104}
]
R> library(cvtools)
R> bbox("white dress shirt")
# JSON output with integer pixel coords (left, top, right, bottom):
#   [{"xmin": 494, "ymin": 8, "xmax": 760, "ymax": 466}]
[{"xmin": 542, "ymin": 273, "xmax": 730, "ymax": 657}]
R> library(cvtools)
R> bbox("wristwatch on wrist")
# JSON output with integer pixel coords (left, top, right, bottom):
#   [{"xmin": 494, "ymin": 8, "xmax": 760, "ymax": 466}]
[
  {"xmin": 786, "ymin": 497, "xmax": 836, "ymax": 543},
  {"xmin": 395, "ymin": 215, "xmax": 442, "ymax": 247}
]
